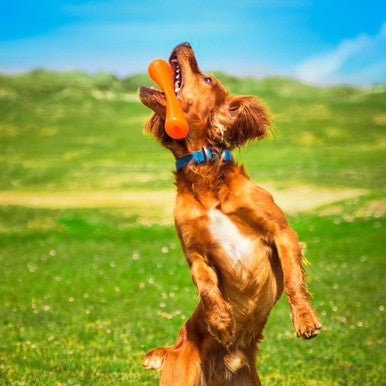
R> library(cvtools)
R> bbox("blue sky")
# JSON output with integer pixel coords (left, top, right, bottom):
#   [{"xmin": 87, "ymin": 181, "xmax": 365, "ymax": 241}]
[{"xmin": 1, "ymin": 0, "xmax": 385, "ymax": 85}]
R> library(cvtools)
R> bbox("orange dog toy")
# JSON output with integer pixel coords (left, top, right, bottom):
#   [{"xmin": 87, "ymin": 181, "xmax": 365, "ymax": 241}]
[{"xmin": 148, "ymin": 59, "xmax": 190, "ymax": 139}]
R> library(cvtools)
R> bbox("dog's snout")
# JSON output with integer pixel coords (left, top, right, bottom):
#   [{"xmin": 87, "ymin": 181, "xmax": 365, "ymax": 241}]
[{"xmin": 181, "ymin": 42, "xmax": 192, "ymax": 48}]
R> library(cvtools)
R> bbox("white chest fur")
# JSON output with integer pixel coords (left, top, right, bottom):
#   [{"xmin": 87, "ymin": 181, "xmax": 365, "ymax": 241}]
[{"xmin": 208, "ymin": 209, "xmax": 252, "ymax": 265}]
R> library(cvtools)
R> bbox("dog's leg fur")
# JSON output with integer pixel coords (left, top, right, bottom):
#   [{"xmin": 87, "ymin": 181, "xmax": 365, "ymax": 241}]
[
  {"xmin": 144, "ymin": 304, "xmax": 206, "ymax": 385},
  {"xmin": 274, "ymin": 229, "xmax": 321, "ymax": 339},
  {"xmin": 188, "ymin": 253, "xmax": 234, "ymax": 346}
]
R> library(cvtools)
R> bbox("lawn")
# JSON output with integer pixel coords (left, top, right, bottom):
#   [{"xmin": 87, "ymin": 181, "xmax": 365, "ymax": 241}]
[{"xmin": 0, "ymin": 70, "xmax": 385, "ymax": 384}]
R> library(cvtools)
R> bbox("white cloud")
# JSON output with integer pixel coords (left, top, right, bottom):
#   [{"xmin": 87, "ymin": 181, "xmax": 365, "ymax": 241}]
[{"xmin": 295, "ymin": 23, "xmax": 386, "ymax": 85}]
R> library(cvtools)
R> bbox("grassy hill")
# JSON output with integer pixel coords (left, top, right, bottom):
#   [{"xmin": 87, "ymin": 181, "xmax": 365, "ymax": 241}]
[
  {"xmin": 0, "ymin": 70, "xmax": 385, "ymax": 384},
  {"xmin": 0, "ymin": 70, "xmax": 385, "ymax": 192}
]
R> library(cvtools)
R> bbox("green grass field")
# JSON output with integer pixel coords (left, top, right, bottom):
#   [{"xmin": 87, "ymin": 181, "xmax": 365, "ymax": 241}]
[{"xmin": 0, "ymin": 70, "xmax": 385, "ymax": 384}]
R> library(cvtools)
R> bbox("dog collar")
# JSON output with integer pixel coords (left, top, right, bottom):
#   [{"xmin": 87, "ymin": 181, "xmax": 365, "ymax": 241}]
[{"xmin": 175, "ymin": 147, "xmax": 233, "ymax": 171}]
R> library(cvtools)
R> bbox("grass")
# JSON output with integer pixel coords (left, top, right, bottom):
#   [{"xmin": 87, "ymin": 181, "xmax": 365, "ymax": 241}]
[
  {"xmin": 0, "ymin": 198, "xmax": 384, "ymax": 384},
  {"xmin": 0, "ymin": 70, "xmax": 385, "ymax": 384}
]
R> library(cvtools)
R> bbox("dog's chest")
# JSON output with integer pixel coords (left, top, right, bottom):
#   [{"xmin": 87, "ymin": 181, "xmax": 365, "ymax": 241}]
[{"xmin": 208, "ymin": 209, "xmax": 252, "ymax": 264}]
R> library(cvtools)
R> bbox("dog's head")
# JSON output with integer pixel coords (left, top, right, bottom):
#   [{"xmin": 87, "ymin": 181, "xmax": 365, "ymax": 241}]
[{"xmin": 139, "ymin": 42, "xmax": 271, "ymax": 158}]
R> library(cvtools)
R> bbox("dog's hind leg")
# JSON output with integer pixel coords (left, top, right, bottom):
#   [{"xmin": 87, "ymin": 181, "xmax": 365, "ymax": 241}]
[
  {"xmin": 143, "ymin": 304, "xmax": 208, "ymax": 384},
  {"xmin": 143, "ymin": 346, "xmax": 169, "ymax": 371}
]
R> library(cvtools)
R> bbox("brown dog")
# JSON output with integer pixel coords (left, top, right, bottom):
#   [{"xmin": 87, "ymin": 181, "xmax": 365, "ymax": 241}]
[{"xmin": 139, "ymin": 42, "xmax": 321, "ymax": 385}]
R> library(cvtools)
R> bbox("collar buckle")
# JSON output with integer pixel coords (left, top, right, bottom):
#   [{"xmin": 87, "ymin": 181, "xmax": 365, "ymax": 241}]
[{"xmin": 202, "ymin": 146, "xmax": 210, "ymax": 161}]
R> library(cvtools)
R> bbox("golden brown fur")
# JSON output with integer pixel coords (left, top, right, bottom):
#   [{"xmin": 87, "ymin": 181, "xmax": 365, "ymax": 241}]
[{"xmin": 139, "ymin": 42, "xmax": 321, "ymax": 385}]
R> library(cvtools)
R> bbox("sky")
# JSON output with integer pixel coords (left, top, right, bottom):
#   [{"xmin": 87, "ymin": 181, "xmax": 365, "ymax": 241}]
[{"xmin": 0, "ymin": 0, "xmax": 385, "ymax": 85}]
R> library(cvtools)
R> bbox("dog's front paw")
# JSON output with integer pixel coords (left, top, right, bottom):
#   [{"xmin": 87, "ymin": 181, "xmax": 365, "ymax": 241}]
[
  {"xmin": 143, "ymin": 347, "xmax": 168, "ymax": 371},
  {"xmin": 291, "ymin": 305, "xmax": 322, "ymax": 340},
  {"xmin": 207, "ymin": 301, "xmax": 234, "ymax": 346}
]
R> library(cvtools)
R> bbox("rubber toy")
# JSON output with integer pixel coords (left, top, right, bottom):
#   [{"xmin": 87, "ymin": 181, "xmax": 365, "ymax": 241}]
[{"xmin": 148, "ymin": 59, "xmax": 190, "ymax": 139}]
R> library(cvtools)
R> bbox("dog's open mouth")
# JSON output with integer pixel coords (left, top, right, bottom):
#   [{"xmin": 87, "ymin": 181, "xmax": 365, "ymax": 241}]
[
  {"xmin": 146, "ymin": 54, "xmax": 183, "ymax": 98},
  {"xmin": 139, "ymin": 50, "xmax": 183, "ymax": 113},
  {"xmin": 169, "ymin": 50, "xmax": 183, "ymax": 94}
]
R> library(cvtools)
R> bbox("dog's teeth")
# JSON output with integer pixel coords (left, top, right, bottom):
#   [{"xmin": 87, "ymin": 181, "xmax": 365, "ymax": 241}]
[{"xmin": 173, "ymin": 63, "xmax": 182, "ymax": 93}]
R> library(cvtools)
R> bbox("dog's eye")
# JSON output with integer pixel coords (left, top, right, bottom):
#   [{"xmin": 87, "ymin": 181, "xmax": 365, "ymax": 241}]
[{"xmin": 204, "ymin": 76, "xmax": 212, "ymax": 84}]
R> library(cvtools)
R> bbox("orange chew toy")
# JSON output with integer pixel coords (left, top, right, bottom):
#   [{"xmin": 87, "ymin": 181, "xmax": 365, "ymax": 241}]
[{"xmin": 148, "ymin": 59, "xmax": 189, "ymax": 139}]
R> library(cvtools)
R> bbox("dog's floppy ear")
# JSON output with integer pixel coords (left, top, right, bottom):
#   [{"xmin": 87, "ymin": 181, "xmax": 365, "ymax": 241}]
[
  {"xmin": 144, "ymin": 113, "xmax": 174, "ymax": 148},
  {"xmin": 211, "ymin": 95, "xmax": 271, "ymax": 149},
  {"xmin": 145, "ymin": 112, "xmax": 165, "ymax": 138}
]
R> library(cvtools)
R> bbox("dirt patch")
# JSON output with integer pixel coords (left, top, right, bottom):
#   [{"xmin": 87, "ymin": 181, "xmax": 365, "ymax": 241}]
[
  {"xmin": 260, "ymin": 184, "xmax": 368, "ymax": 215},
  {"xmin": 0, "ymin": 185, "xmax": 368, "ymax": 217}
]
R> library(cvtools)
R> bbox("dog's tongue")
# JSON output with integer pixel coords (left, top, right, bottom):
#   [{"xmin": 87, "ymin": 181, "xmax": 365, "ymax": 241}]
[{"xmin": 150, "ymin": 86, "xmax": 164, "ymax": 95}]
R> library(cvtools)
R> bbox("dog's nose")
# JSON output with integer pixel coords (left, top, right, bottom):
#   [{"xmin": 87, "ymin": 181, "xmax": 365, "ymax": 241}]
[{"xmin": 181, "ymin": 42, "xmax": 191, "ymax": 48}]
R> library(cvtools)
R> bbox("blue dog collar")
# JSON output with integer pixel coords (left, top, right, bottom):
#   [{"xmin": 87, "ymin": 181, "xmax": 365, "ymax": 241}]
[{"xmin": 175, "ymin": 147, "xmax": 233, "ymax": 171}]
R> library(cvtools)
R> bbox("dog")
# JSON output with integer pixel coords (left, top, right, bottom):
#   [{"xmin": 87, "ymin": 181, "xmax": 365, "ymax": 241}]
[{"xmin": 138, "ymin": 42, "xmax": 321, "ymax": 385}]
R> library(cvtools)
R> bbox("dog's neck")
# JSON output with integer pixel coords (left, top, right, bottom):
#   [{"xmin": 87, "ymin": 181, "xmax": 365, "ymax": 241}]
[{"xmin": 174, "ymin": 155, "xmax": 245, "ymax": 205}]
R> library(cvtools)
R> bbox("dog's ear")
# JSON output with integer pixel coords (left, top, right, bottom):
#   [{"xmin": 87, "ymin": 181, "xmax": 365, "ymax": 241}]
[
  {"xmin": 145, "ymin": 112, "xmax": 165, "ymax": 138},
  {"xmin": 144, "ymin": 113, "xmax": 174, "ymax": 148},
  {"xmin": 211, "ymin": 95, "xmax": 271, "ymax": 149}
]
